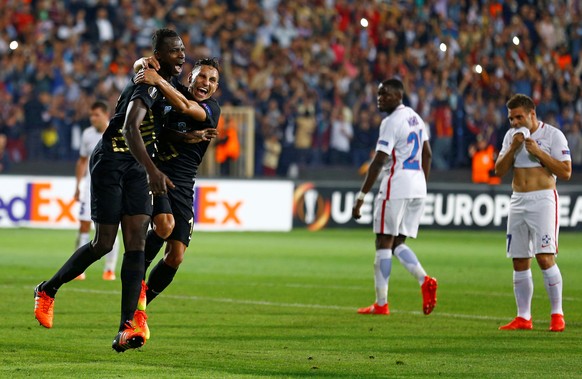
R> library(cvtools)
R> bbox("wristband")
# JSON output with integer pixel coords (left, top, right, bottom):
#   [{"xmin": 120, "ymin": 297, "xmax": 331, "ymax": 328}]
[{"xmin": 356, "ymin": 191, "xmax": 366, "ymax": 201}]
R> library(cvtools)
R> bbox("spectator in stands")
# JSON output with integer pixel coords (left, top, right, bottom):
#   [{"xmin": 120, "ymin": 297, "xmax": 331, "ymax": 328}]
[
  {"xmin": 262, "ymin": 131, "xmax": 282, "ymax": 177},
  {"xmin": 329, "ymin": 106, "xmax": 353, "ymax": 165},
  {"xmin": 215, "ymin": 114, "xmax": 240, "ymax": 176},
  {"xmin": 351, "ymin": 107, "xmax": 378, "ymax": 168},
  {"xmin": 468, "ymin": 133, "xmax": 500, "ymax": 185},
  {"xmin": 22, "ymin": 88, "xmax": 50, "ymax": 161},
  {"xmin": 0, "ymin": 133, "xmax": 9, "ymax": 173},
  {"xmin": 565, "ymin": 119, "xmax": 582, "ymax": 169},
  {"xmin": 293, "ymin": 90, "xmax": 317, "ymax": 169}
]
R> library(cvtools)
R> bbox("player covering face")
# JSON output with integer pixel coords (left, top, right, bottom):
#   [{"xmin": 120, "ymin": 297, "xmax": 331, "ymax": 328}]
[{"xmin": 495, "ymin": 94, "xmax": 571, "ymax": 332}]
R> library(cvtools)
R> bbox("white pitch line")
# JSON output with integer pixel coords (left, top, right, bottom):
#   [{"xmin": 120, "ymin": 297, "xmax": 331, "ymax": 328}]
[
  {"xmin": 63, "ymin": 288, "xmax": 510, "ymax": 322},
  {"xmin": 14, "ymin": 285, "xmax": 578, "ymax": 323}
]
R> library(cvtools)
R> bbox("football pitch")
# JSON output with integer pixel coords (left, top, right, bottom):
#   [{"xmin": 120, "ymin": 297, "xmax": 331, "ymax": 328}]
[{"xmin": 1, "ymin": 228, "xmax": 581, "ymax": 378}]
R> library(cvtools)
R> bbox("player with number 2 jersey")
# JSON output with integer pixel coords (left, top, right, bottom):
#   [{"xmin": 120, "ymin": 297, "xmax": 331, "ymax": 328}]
[{"xmin": 376, "ymin": 104, "xmax": 429, "ymax": 200}]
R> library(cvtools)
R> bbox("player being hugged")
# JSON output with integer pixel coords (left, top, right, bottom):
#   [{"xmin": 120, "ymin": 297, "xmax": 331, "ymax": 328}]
[
  {"xmin": 495, "ymin": 93, "xmax": 571, "ymax": 332},
  {"xmin": 130, "ymin": 57, "xmax": 220, "ymax": 340}
]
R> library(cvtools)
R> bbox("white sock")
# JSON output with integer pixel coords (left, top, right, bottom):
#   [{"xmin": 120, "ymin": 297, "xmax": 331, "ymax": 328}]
[
  {"xmin": 374, "ymin": 249, "xmax": 392, "ymax": 306},
  {"xmin": 103, "ymin": 236, "xmax": 120, "ymax": 273},
  {"xmin": 513, "ymin": 269, "xmax": 533, "ymax": 320},
  {"xmin": 394, "ymin": 244, "xmax": 427, "ymax": 285},
  {"xmin": 542, "ymin": 264, "xmax": 563, "ymax": 315},
  {"xmin": 77, "ymin": 232, "xmax": 90, "ymax": 249}
]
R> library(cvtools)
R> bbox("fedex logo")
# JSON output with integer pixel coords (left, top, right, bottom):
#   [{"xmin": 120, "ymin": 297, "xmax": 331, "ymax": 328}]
[
  {"xmin": 0, "ymin": 180, "xmax": 77, "ymax": 226},
  {"xmin": 0, "ymin": 177, "xmax": 293, "ymax": 231},
  {"xmin": 193, "ymin": 185, "xmax": 242, "ymax": 225}
]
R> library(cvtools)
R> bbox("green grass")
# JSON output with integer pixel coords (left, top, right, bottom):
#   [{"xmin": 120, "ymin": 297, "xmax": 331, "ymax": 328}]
[{"xmin": 1, "ymin": 228, "xmax": 581, "ymax": 378}]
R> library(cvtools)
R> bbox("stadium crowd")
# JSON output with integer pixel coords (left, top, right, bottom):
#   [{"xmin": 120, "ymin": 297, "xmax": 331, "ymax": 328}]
[{"xmin": 1, "ymin": 0, "xmax": 582, "ymax": 176}]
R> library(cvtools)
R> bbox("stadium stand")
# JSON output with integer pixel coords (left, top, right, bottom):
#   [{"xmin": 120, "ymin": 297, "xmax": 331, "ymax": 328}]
[{"xmin": 1, "ymin": 0, "xmax": 581, "ymax": 177}]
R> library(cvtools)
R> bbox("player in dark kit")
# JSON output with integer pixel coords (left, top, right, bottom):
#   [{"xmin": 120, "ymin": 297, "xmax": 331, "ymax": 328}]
[
  {"xmin": 33, "ymin": 29, "xmax": 186, "ymax": 352},
  {"xmin": 131, "ymin": 58, "xmax": 221, "ymax": 339}
]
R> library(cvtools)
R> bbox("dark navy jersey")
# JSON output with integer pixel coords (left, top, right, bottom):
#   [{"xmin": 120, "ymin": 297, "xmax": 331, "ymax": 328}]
[
  {"xmin": 102, "ymin": 76, "xmax": 177, "ymax": 157},
  {"xmin": 155, "ymin": 96, "xmax": 221, "ymax": 184}
]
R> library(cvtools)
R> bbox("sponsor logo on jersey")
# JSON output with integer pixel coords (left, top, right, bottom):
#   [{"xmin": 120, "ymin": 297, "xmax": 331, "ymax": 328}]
[{"xmin": 378, "ymin": 140, "xmax": 389, "ymax": 147}]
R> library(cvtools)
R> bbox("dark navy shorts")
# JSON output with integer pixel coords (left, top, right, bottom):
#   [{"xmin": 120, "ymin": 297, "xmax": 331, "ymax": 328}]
[
  {"xmin": 90, "ymin": 144, "xmax": 153, "ymax": 224},
  {"xmin": 152, "ymin": 182, "xmax": 194, "ymax": 246}
]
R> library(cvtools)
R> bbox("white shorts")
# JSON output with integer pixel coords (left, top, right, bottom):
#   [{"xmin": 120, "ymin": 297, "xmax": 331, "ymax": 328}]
[
  {"xmin": 78, "ymin": 178, "xmax": 91, "ymax": 222},
  {"xmin": 373, "ymin": 198, "xmax": 424, "ymax": 238},
  {"xmin": 506, "ymin": 189, "xmax": 559, "ymax": 258}
]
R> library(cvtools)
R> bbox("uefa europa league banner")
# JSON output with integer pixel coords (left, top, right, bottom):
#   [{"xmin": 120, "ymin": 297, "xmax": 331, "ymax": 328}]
[{"xmin": 292, "ymin": 182, "xmax": 582, "ymax": 231}]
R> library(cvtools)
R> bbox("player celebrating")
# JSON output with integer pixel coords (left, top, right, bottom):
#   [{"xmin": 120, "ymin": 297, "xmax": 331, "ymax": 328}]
[
  {"xmin": 130, "ymin": 57, "xmax": 220, "ymax": 340},
  {"xmin": 352, "ymin": 78, "xmax": 437, "ymax": 316},
  {"xmin": 34, "ymin": 28, "xmax": 185, "ymax": 352},
  {"xmin": 495, "ymin": 94, "xmax": 571, "ymax": 332},
  {"xmin": 73, "ymin": 100, "xmax": 119, "ymax": 281}
]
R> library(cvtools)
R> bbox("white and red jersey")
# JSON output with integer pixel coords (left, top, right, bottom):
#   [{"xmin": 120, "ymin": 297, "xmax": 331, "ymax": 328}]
[
  {"xmin": 500, "ymin": 121, "xmax": 571, "ymax": 171},
  {"xmin": 79, "ymin": 126, "xmax": 103, "ymax": 182},
  {"xmin": 376, "ymin": 104, "xmax": 429, "ymax": 200}
]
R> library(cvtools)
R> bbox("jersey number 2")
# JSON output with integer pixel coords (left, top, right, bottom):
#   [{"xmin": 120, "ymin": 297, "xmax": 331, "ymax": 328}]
[{"xmin": 403, "ymin": 131, "xmax": 421, "ymax": 170}]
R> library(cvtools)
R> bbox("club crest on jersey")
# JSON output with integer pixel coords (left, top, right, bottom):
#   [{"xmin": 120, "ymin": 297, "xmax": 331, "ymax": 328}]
[
  {"xmin": 541, "ymin": 234, "xmax": 552, "ymax": 247},
  {"xmin": 148, "ymin": 87, "xmax": 158, "ymax": 99},
  {"xmin": 164, "ymin": 105, "xmax": 172, "ymax": 115}
]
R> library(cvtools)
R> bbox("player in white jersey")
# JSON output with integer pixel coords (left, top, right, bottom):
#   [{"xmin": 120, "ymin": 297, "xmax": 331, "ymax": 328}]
[
  {"xmin": 73, "ymin": 101, "xmax": 119, "ymax": 281},
  {"xmin": 495, "ymin": 94, "xmax": 571, "ymax": 332},
  {"xmin": 352, "ymin": 78, "xmax": 437, "ymax": 316}
]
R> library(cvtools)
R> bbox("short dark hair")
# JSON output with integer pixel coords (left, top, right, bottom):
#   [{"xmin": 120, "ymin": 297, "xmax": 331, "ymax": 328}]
[
  {"xmin": 381, "ymin": 78, "xmax": 404, "ymax": 93},
  {"xmin": 91, "ymin": 100, "xmax": 109, "ymax": 113},
  {"xmin": 193, "ymin": 57, "xmax": 221, "ymax": 72},
  {"xmin": 152, "ymin": 28, "xmax": 180, "ymax": 52},
  {"xmin": 506, "ymin": 94, "xmax": 535, "ymax": 111}
]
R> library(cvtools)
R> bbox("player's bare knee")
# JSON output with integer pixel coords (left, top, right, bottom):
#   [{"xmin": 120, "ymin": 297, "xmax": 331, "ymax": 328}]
[
  {"xmin": 375, "ymin": 234, "xmax": 394, "ymax": 250},
  {"xmin": 535, "ymin": 253, "xmax": 556, "ymax": 270},
  {"xmin": 79, "ymin": 221, "xmax": 92, "ymax": 233}
]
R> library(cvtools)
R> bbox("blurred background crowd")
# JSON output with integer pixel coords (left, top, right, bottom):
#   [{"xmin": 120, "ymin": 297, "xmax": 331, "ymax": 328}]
[{"xmin": 1, "ymin": 0, "xmax": 581, "ymax": 176}]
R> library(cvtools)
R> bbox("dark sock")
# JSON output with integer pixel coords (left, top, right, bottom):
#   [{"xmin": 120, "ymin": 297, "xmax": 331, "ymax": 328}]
[
  {"xmin": 119, "ymin": 251, "xmax": 145, "ymax": 330},
  {"xmin": 42, "ymin": 243, "xmax": 102, "ymax": 297},
  {"xmin": 146, "ymin": 259, "xmax": 178, "ymax": 305},
  {"xmin": 144, "ymin": 230, "xmax": 165, "ymax": 277}
]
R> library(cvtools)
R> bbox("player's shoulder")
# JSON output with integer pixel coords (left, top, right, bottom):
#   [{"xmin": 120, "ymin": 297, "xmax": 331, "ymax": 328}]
[
  {"xmin": 540, "ymin": 122, "xmax": 567, "ymax": 139},
  {"xmin": 200, "ymin": 97, "xmax": 221, "ymax": 118},
  {"xmin": 81, "ymin": 126, "xmax": 98, "ymax": 139},
  {"xmin": 128, "ymin": 77, "xmax": 162, "ymax": 104}
]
